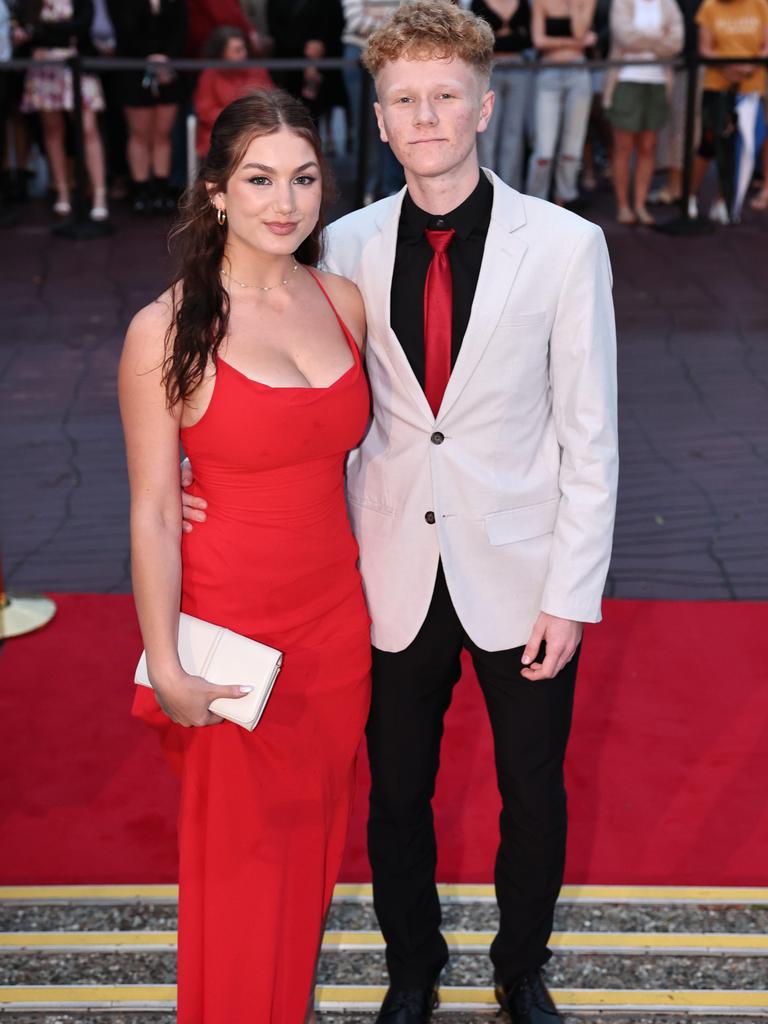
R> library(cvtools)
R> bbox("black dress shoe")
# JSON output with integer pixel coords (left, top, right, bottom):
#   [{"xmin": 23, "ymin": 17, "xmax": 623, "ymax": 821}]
[
  {"xmin": 374, "ymin": 985, "xmax": 439, "ymax": 1023},
  {"xmin": 495, "ymin": 970, "xmax": 563, "ymax": 1024}
]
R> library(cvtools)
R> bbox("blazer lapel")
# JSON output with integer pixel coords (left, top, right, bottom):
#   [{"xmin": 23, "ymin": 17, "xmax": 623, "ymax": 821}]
[
  {"xmin": 359, "ymin": 191, "xmax": 434, "ymax": 421},
  {"xmin": 437, "ymin": 173, "xmax": 528, "ymax": 423}
]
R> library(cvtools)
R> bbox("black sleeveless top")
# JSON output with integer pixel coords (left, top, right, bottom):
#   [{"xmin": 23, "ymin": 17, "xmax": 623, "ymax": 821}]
[
  {"xmin": 472, "ymin": 0, "xmax": 532, "ymax": 53},
  {"xmin": 544, "ymin": 15, "xmax": 573, "ymax": 36}
]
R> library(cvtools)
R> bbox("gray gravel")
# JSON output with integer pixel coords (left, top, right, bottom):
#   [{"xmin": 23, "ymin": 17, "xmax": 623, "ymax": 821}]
[
  {"xmin": 3, "ymin": 902, "xmax": 767, "ymax": 935},
  {"xmin": 3, "ymin": 951, "xmax": 767, "ymax": 990}
]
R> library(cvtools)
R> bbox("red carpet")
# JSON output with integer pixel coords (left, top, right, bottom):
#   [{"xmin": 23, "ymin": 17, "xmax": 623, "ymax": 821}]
[{"xmin": 1, "ymin": 595, "xmax": 767, "ymax": 885}]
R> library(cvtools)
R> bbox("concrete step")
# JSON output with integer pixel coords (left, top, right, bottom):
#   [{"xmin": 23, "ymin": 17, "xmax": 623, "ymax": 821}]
[
  {"xmin": 0, "ymin": 983, "xmax": 766, "ymax": 1015},
  {"xmin": 0, "ymin": 886, "xmax": 765, "ymax": 1017}
]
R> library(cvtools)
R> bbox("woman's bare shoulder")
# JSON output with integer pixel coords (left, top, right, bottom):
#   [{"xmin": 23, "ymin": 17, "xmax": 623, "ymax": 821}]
[
  {"xmin": 122, "ymin": 289, "xmax": 177, "ymax": 372},
  {"xmin": 310, "ymin": 268, "xmax": 366, "ymax": 349}
]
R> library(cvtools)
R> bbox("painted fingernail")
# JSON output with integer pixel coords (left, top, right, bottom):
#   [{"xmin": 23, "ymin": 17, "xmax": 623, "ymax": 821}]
[{"xmin": 239, "ymin": 686, "xmax": 253, "ymax": 693}]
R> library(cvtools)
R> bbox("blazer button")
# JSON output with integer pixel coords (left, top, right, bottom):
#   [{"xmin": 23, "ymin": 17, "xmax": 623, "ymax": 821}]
[
  {"xmin": 425, "ymin": 511, "xmax": 436, "ymax": 524},
  {"xmin": 431, "ymin": 431, "xmax": 445, "ymax": 445}
]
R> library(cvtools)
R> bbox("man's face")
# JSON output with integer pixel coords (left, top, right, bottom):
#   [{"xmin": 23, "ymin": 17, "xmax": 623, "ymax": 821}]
[{"xmin": 373, "ymin": 55, "xmax": 493, "ymax": 180}]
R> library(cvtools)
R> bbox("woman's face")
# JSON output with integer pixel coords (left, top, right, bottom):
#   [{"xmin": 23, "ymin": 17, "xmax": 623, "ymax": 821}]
[
  {"xmin": 214, "ymin": 129, "xmax": 323, "ymax": 258},
  {"xmin": 223, "ymin": 36, "xmax": 248, "ymax": 62}
]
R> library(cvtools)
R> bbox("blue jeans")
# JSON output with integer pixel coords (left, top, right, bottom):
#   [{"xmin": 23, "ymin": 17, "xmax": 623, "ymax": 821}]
[
  {"xmin": 478, "ymin": 62, "xmax": 532, "ymax": 191},
  {"xmin": 344, "ymin": 42, "xmax": 403, "ymax": 198},
  {"xmin": 527, "ymin": 66, "xmax": 592, "ymax": 202}
]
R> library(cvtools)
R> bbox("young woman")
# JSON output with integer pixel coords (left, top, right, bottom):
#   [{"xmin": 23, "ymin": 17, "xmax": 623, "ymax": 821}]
[
  {"xmin": 473, "ymin": 0, "xmax": 533, "ymax": 190},
  {"xmin": 193, "ymin": 25, "xmax": 274, "ymax": 159},
  {"xmin": 119, "ymin": 89, "xmax": 372, "ymax": 1024},
  {"xmin": 693, "ymin": 0, "xmax": 768, "ymax": 223},
  {"xmin": 17, "ymin": 0, "xmax": 108, "ymax": 219},
  {"xmin": 107, "ymin": 0, "xmax": 187, "ymax": 214},
  {"xmin": 527, "ymin": 0, "xmax": 597, "ymax": 204},
  {"xmin": 603, "ymin": 0, "xmax": 684, "ymax": 225}
]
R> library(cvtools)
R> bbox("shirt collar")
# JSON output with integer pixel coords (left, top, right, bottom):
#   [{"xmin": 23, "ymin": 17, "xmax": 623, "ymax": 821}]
[{"xmin": 398, "ymin": 171, "xmax": 493, "ymax": 242}]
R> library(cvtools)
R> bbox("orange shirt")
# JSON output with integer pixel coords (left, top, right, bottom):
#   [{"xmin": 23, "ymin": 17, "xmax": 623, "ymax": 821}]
[
  {"xmin": 696, "ymin": 0, "xmax": 768, "ymax": 94},
  {"xmin": 194, "ymin": 67, "xmax": 275, "ymax": 157}
]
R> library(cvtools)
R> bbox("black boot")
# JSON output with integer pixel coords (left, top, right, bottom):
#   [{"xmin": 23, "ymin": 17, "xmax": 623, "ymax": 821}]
[
  {"xmin": 131, "ymin": 179, "xmax": 151, "ymax": 215},
  {"xmin": 151, "ymin": 176, "xmax": 177, "ymax": 215}
]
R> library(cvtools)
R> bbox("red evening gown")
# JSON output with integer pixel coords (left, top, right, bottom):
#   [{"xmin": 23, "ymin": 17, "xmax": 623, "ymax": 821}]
[{"xmin": 132, "ymin": 271, "xmax": 372, "ymax": 1023}]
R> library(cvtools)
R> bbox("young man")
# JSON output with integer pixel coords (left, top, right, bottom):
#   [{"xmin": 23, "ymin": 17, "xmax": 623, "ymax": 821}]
[{"xmin": 183, "ymin": 3, "xmax": 618, "ymax": 1021}]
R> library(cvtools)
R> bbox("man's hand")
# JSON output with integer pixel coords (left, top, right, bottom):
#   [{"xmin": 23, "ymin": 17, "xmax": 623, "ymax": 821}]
[
  {"xmin": 180, "ymin": 457, "xmax": 207, "ymax": 534},
  {"xmin": 521, "ymin": 612, "xmax": 582, "ymax": 681}
]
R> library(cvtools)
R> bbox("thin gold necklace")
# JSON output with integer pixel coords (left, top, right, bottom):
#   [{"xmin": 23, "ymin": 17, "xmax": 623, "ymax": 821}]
[{"xmin": 222, "ymin": 260, "xmax": 299, "ymax": 292}]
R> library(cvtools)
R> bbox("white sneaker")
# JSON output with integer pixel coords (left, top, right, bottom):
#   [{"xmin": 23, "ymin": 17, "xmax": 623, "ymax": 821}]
[
  {"xmin": 687, "ymin": 196, "xmax": 699, "ymax": 219},
  {"xmin": 90, "ymin": 204, "xmax": 109, "ymax": 222},
  {"xmin": 708, "ymin": 199, "xmax": 730, "ymax": 225}
]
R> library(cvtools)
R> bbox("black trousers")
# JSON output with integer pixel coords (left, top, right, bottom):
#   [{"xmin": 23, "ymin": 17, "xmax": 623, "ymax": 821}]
[{"xmin": 366, "ymin": 563, "xmax": 579, "ymax": 989}]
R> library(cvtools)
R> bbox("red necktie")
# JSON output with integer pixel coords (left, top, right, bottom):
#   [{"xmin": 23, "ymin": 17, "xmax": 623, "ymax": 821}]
[{"xmin": 424, "ymin": 228, "xmax": 455, "ymax": 417}]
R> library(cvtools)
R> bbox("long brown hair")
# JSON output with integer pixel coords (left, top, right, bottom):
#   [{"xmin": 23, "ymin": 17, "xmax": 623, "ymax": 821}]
[{"xmin": 163, "ymin": 89, "xmax": 335, "ymax": 405}]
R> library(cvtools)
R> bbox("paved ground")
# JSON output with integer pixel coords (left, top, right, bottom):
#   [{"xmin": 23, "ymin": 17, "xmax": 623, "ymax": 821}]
[{"xmin": 1, "ymin": 178, "xmax": 767, "ymax": 600}]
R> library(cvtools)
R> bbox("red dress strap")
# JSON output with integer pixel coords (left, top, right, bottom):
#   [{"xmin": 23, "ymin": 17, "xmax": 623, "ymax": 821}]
[{"xmin": 305, "ymin": 267, "xmax": 359, "ymax": 361}]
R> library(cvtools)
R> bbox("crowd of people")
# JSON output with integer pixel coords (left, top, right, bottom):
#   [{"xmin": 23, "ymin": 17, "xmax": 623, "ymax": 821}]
[{"xmin": 0, "ymin": 0, "xmax": 767, "ymax": 226}]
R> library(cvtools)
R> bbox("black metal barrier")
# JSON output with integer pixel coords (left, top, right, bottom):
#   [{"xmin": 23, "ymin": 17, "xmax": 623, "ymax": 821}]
[{"xmin": 1, "ymin": 53, "xmax": 766, "ymax": 239}]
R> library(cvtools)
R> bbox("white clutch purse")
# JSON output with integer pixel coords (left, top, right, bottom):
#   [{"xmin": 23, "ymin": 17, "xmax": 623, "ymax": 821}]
[{"xmin": 135, "ymin": 613, "xmax": 283, "ymax": 731}]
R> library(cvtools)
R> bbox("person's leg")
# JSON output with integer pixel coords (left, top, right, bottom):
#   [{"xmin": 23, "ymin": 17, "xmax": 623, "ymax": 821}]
[
  {"xmin": 125, "ymin": 105, "xmax": 153, "ymax": 180},
  {"xmin": 497, "ymin": 66, "xmax": 530, "ymax": 191},
  {"xmin": 40, "ymin": 110, "xmax": 69, "ymax": 208},
  {"xmin": 150, "ymin": 103, "xmax": 180, "ymax": 212},
  {"xmin": 150, "ymin": 103, "xmax": 177, "ymax": 178},
  {"xmin": 342, "ymin": 42, "xmax": 363, "ymax": 153},
  {"xmin": 478, "ymin": 65, "xmax": 506, "ymax": 174},
  {"xmin": 81, "ymin": 108, "xmax": 107, "ymax": 208},
  {"xmin": 634, "ymin": 129, "xmax": 658, "ymax": 219},
  {"xmin": 124, "ymin": 105, "xmax": 153, "ymax": 211},
  {"xmin": 711, "ymin": 90, "xmax": 737, "ymax": 215},
  {"xmin": 526, "ymin": 69, "xmax": 562, "ymax": 200},
  {"xmin": 554, "ymin": 68, "xmax": 592, "ymax": 203},
  {"xmin": 367, "ymin": 563, "xmax": 464, "ymax": 988},
  {"xmin": 611, "ymin": 128, "xmax": 635, "ymax": 218},
  {"xmin": 751, "ymin": 134, "xmax": 768, "ymax": 208},
  {"xmin": 466, "ymin": 637, "xmax": 579, "ymax": 987},
  {"xmin": 732, "ymin": 92, "xmax": 760, "ymax": 221}
]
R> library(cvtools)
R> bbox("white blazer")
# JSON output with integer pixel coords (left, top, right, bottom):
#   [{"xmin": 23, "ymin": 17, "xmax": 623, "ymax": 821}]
[{"xmin": 325, "ymin": 170, "xmax": 618, "ymax": 653}]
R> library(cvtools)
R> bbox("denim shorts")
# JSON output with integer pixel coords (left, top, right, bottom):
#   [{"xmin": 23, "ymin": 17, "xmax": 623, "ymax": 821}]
[{"xmin": 607, "ymin": 81, "xmax": 669, "ymax": 133}]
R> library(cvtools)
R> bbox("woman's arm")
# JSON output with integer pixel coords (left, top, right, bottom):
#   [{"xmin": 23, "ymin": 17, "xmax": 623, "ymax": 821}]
[
  {"xmin": 118, "ymin": 297, "xmax": 249, "ymax": 727},
  {"xmin": 531, "ymin": 0, "xmax": 596, "ymax": 51},
  {"xmin": 342, "ymin": 0, "xmax": 381, "ymax": 39},
  {"xmin": 28, "ymin": 0, "xmax": 94, "ymax": 48},
  {"xmin": 655, "ymin": 0, "xmax": 684, "ymax": 58},
  {"xmin": 570, "ymin": 0, "xmax": 597, "ymax": 42},
  {"xmin": 610, "ymin": 0, "xmax": 665, "ymax": 51}
]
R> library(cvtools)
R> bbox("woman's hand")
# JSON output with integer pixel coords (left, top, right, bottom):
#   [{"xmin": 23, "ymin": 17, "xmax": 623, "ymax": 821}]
[{"xmin": 152, "ymin": 669, "xmax": 254, "ymax": 727}]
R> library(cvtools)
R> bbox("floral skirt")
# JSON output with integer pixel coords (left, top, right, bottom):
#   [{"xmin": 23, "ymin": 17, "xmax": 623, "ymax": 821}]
[{"xmin": 21, "ymin": 53, "xmax": 105, "ymax": 114}]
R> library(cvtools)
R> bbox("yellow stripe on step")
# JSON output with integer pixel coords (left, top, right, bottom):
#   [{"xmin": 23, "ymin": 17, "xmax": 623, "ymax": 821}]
[
  {"xmin": 2, "ymin": 882, "xmax": 768, "ymax": 905},
  {"xmin": 2, "ymin": 929, "xmax": 767, "ymax": 955},
  {"xmin": 2, "ymin": 985, "xmax": 767, "ymax": 1012},
  {"xmin": 321, "ymin": 930, "xmax": 768, "ymax": 954}
]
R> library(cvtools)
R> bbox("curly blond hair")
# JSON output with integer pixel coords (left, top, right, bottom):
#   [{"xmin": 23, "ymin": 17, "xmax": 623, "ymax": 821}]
[{"xmin": 362, "ymin": 0, "xmax": 494, "ymax": 80}]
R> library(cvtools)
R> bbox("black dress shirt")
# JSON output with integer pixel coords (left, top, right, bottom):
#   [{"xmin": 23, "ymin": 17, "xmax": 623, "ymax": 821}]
[{"xmin": 390, "ymin": 172, "xmax": 493, "ymax": 389}]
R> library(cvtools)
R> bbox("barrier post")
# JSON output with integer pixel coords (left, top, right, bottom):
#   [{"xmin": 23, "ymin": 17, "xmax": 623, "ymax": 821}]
[
  {"xmin": 657, "ymin": 53, "xmax": 713, "ymax": 235},
  {"xmin": 53, "ymin": 54, "xmax": 113, "ymax": 240},
  {"xmin": 354, "ymin": 68, "xmax": 372, "ymax": 210},
  {"xmin": 0, "ymin": 554, "xmax": 56, "ymax": 641}
]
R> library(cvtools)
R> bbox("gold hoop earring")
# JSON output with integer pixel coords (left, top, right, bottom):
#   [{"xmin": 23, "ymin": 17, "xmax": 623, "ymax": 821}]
[{"xmin": 217, "ymin": 208, "xmax": 226, "ymax": 226}]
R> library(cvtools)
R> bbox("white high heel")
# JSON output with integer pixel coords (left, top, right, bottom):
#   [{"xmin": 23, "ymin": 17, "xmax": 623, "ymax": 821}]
[{"xmin": 90, "ymin": 189, "xmax": 109, "ymax": 222}]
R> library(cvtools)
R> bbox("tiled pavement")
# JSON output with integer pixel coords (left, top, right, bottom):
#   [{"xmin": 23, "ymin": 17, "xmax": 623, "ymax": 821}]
[{"xmin": 1, "ymin": 185, "xmax": 767, "ymax": 599}]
